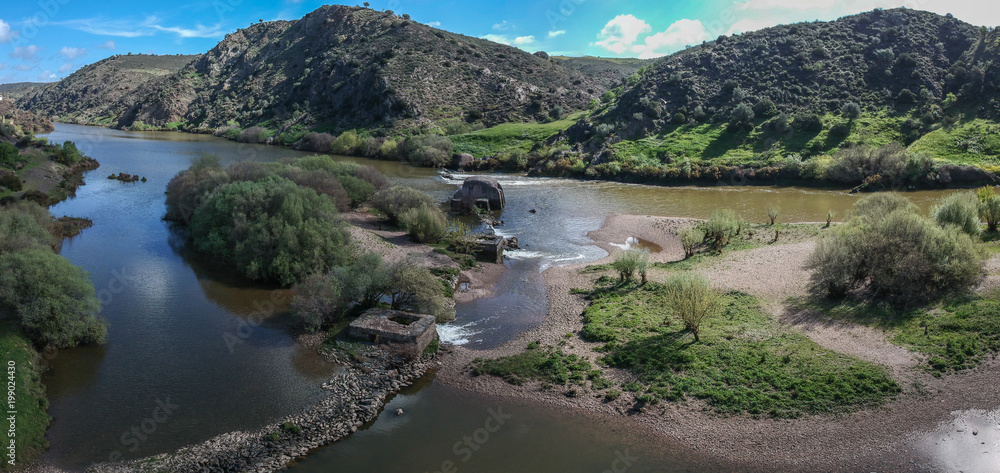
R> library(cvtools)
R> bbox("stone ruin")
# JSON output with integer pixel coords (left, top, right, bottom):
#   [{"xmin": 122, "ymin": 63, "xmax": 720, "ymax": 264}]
[
  {"xmin": 347, "ymin": 308, "xmax": 437, "ymax": 358},
  {"xmin": 450, "ymin": 176, "xmax": 505, "ymax": 214}
]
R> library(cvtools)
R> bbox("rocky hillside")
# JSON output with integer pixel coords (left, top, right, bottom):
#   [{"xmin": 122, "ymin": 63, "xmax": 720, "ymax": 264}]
[
  {"xmin": 580, "ymin": 8, "xmax": 987, "ymax": 142},
  {"xmin": 551, "ymin": 56, "xmax": 652, "ymax": 89},
  {"xmin": 99, "ymin": 5, "xmax": 603, "ymax": 135},
  {"xmin": 0, "ymin": 83, "xmax": 45, "ymax": 101},
  {"xmin": 19, "ymin": 54, "xmax": 198, "ymax": 125},
  {"xmin": 0, "ymin": 99, "xmax": 53, "ymax": 140}
]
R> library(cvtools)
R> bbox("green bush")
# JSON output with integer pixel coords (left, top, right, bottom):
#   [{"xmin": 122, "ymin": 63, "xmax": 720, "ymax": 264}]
[
  {"xmin": 401, "ymin": 135, "xmax": 453, "ymax": 167},
  {"xmin": 705, "ymin": 209, "xmax": 738, "ymax": 251},
  {"xmin": 51, "ymin": 141, "xmax": 82, "ymax": 166},
  {"xmin": 372, "ymin": 185, "xmax": 436, "ymax": 223},
  {"xmin": 678, "ymin": 226, "xmax": 704, "ymax": 259},
  {"xmin": 399, "ymin": 204, "xmax": 447, "ymax": 243},
  {"xmin": 0, "ymin": 249, "xmax": 106, "ymax": 348},
  {"xmin": 0, "ymin": 203, "xmax": 54, "ymax": 253},
  {"xmin": 165, "ymin": 156, "xmax": 230, "ymax": 224},
  {"xmin": 826, "ymin": 144, "xmax": 907, "ymax": 186},
  {"xmin": 189, "ymin": 176, "xmax": 351, "ymax": 285},
  {"xmin": 291, "ymin": 272, "xmax": 345, "ymax": 331},
  {"xmin": 385, "ymin": 258, "xmax": 455, "ymax": 322},
  {"xmin": 981, "ymin": 196, "xmax": 1000, "ymax": 233},
  {"xmin": 663, "ymin": 273, "xmax": 719, "ymax": 342},
  {"xmin": 610, "ymin": 249, "xmax": 649, "ymax": 283},
  {"xmin": 0, "ymin": 142, "xmax": 18, "ymax": 168},
  {"xmin": 807, "ymin": 194, "xmax": 984, "ymax": 304},
  {"xmin": 331, "ymin": 130, "xmax": 363, "ymax": 155},
  {"xmin": 0, "ymin": 170, "xmax": 23, "ymax": 192},
  {"xmin": 934, "ymin": 192, "xmax": 981, "ymax": 236}
]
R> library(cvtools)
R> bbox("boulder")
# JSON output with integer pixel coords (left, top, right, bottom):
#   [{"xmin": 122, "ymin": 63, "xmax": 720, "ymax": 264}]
[
  {"xmin": 452, "ymin": 153, "xmax": 474, "ymax": 170},
  {"xmin": 450, "ymin": 176, "xmax": 505, "ymax": 214}
]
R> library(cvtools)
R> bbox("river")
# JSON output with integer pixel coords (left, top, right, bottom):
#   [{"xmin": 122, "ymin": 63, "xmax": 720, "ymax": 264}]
[{"xmin": 38, "ymin": 124, "xmax": 959, "ymax": 471}]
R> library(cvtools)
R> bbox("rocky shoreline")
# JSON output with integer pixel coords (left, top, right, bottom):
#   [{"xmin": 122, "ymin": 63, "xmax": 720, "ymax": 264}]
[{"xmin": 87, "ymin": 345, "xmax": 436, "ymax": 473}]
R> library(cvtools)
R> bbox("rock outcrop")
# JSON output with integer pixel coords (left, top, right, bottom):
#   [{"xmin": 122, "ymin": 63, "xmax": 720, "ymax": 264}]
[{"xmin": 450, "ymin": 176, "xmax": 505, "ymax": 214}]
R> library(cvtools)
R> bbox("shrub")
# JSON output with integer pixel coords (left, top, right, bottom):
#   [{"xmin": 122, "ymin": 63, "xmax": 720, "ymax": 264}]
[
  {"xmin": 189, "ymin": 176, "xmax": 351, "ymax": 286},
  {"xmin": 841, "ymin": 102, "xmax": 862, "ymax": 120},
  {"xmin": 372, "ymin": 185, "xmax": 436, "ymax": 223},
  {"xmin": 794, "ymin": 113, "xmax": 823, "ymax": 132},
  {"xmin": 0, "ymin": 170, "xmax": 22, "ymax": 191},
  {"xmin": 753, "ymin": 98, "xmax": 777, "ymax": 118},
  {"xmin": 807, "ymin": 194, "xmax": 984, "ymax": 304},
  {"xmin": 0, "ymin": 142, "xmax": 18, "ymax": 168},
  {"xmin": 663, "ymin": 274, "xmax": 719, "ymax": 342},
  {"xmin": 379, "ymin": 139, "xmax": 398, "ymax": 159},
  {"xmin": 0, "ymin": 248, "xmax": 106, "ymax": 348},
  {"xmin": 934, "ymin": 192, "xmax": 981, "ymax": 236},
  {"xmin": 237, "ymin": 126, "xmax": 269, "ymax": 144},
  {"xmin": 385, "ymin": 258, "xmax": 455, "ymax": 322},
  {"xmin": 980, "ymin": 195, "xmax": 1000, "ymax": 233},
  {"xmin": 705, "ymin": 209, "xmax": 738, "ymax": 251},
  {"xmin": 331, "ymin": 130, "xmax": 363, "ymax": 155},
  {"xmin": 730, "ymin": 103, "xmax": 755, "ymax": 128},
  {"xmin": 610, "ymin": 249, "xmax": 649, "ymax": 283},
  {"xmin": 399, "ymin": 204, "xmax": 447, "ymax": 243},
  {"xmin": 678, "ymin": 226, "xmax": 704, "ymax": 259},
  {"xmin": 354, "ymin": 165, "xmax": 390, "ymax": 190},
  {"xmin": 401, "ymin": 135, "xmax": 453, "ymax": 167},
  {"xmin": 299, "ymin": 132, "xmax": 335, "ymax": 153},
  {"xmin": 0, "ymin": 203, "xmax": 54, "ymax": 253},
  {"xmin": 165, "ymin": 156, "xmax": 230, "ymax": 224},
  {"xmin": 51, "ymin": 141, "xmax": 82, "ymax": 166},
  {"xmin": 766, "ymin": 205, "xmax": 780, "ymax": 225},
  {"xmin": 826, "ymin": 144, "xmax": 907, "ymax": 186},
  {"xmin": 291, "ymin": 272, "xmax": 345, "ymax": 331}
]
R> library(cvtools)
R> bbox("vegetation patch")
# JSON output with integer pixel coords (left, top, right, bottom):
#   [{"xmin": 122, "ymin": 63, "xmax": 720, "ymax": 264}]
[
  {"xmin": 0, "ymin": 321, "xmax": 50, "ymax": 469},
  {"xmin": 581, "ymin": 284, "xmax": 900, "ymax": 417},
  {"xmin": 471, "ymin": 342, "xmax": 601, "ymax": 388}
]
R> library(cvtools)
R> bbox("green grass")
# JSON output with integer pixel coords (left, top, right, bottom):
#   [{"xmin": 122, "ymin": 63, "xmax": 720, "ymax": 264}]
[
  {"xmin": 580, "ymin": 285, "xmax": 900, "ymax": 417},
  {"xmin": 909, "ymin": 118, "xmax": 1000, "ymax": 166},
  {"xmin": 806, "ymin": 294, "xmax": 1000, "ymax": 374},
  {"xmin": 471, "ymin": 342, "xmax": 600, "ymax": 387},
  {"xmin": 0, "ymin": 321, "xmax": 50, "ymax": 469},
  {"xmin": 449, "ymin": 112, "xmax": 586, "ymax": 158}
]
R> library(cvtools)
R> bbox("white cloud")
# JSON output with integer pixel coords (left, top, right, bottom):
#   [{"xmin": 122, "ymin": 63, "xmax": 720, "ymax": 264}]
[
  {"xmin": 482, "ymin": 34, "xmax": 511, "ymax": 45},
  {"xmin": 513, "ymin": 35, "xmax": 535, "ymax": 46},
  {"xmin": 9, "ymin": 45, "xmax": 41, "ymax": 61},
  {"xmin": 631, "ymin": 19, "xmax": 709, "ymax": 58},
  {"xmin": 58, "ymin": 63, "xmax": 75, "ymax": 74},
  {"xmin": 726, "ymin": 18, "xmax": 780, "ymax": 35},
  {"xmin": 38, "ymin": 70, "xmax": 57, "ymax": 81},
  {"xmin": 548, "ymin": 30, "xmax": 566, "ymax": 38},
  {"xmin": 492, "ymin": 20, "xmax": 511, "ymax": 31},
  {"xmin": 0, "ymin": 19, "xmax": 17, "ymax": 44},
  {"xmin": 97, "ymin": 39, "xmax": 117, "ymax": 50},
  {"xmin": 59, "ymin": 47, "xmax": 88, "ymax": 60},
  {"xmin": 593, "ymin": 14, "xmax": 651, "ymax": 55},
  {"xmin": 426, "ymin": 21, "xmax": 441, "ymax": 27},
  {"xmin": 151, "ymin": 23, "xmax": 225, "ymax": 38},
  {"xmin": 53, "ymin": 16, "xmax": 225, "ymax": 39}
]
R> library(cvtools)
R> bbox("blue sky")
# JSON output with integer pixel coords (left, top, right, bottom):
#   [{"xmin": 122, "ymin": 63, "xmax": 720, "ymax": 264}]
[{"xmin": 1, "ymin": 0, "xmax": 998, "ymax": 84}]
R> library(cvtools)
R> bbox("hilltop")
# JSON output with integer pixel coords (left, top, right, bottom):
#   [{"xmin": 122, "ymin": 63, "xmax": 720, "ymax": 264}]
[
  {"xmin": 20, "ymin": 54, "xmax": 198, "ymax": 125},
  {"xmin": 0, "ymin": 83, "xmax": 46, "ymax": 101},
  {"xmin": 551, "ymin": 56, "xmax": 653, "ymax": 89}
]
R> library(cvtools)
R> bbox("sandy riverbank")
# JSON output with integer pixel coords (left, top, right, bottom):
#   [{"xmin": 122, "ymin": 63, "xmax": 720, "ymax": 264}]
[{"xmin": 437, "ymin": 213, "xmax": 1000, "ymax": 472}]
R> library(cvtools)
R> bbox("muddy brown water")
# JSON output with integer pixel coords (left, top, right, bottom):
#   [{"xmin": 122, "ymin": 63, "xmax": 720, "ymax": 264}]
[{"xmin": 39, "ymin": 124, "xmax": 963, "ymax": 471}]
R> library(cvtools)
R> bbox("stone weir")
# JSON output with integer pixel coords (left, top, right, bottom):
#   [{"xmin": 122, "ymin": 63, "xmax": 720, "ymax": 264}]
[{"xmin": 87, "ymin": 346, "xmax": 435, "ymax": 473}]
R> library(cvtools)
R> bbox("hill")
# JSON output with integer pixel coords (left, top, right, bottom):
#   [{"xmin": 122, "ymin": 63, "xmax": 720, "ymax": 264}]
[
  {"xmin": 35, "ymin": 6, "xmax": 604, "ymax": 141},
  {"xmin": 19, "ymin": 54, "xmax": 198, "ymax": 125},
  {"xmin": 540, "ymin": 8, "xmax": 1000, "ymax": 187},
  {"xmin": 551, "ymin": 56, "xmax": 653, "ymax": 89},
  {"xmin": 0, "ymin": 83, "xmax": 46, "ymax": 101}
]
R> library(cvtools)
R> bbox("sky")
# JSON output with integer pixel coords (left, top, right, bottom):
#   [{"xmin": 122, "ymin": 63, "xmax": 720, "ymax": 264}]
[{"xmin": 1, "ymin": 0, "xmax": 999, "ymax": 84}]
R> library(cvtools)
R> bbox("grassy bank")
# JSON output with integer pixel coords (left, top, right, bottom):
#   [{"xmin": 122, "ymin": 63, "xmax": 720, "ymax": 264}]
[
  {"xmin": 579, "ymin": 285, "xmax": 899, "ymax": 417},
  {"xmin": 806, "ymin": 294, "xmax": 1000, "ymax": 374},
  {"xmin": 0, "ymin": 321, "xmax": 50, "ymax": 470}
]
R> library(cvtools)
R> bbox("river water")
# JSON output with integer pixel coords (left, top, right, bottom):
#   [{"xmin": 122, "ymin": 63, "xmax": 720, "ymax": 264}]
[{"xmin": 39, "ymin": 124, "xmax": 959, "ymax": 471}]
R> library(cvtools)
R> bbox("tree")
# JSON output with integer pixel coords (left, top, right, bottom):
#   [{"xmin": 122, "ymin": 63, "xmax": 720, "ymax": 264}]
[
  {"xmin": 731, "ymin": 103, "xmax": 755, "ymax": 128},
  {"xmin": 372, "ymin": 185, "xmax": 436, "ymax": 223},
  {"xmin": 678, "ymin": 226, "xmax": 704, "ymax": 259},
  {"xmin": 705, "ymin": 209, "xmax": 738, "ymax": 251},
  {"xmin": 979, "ymin": 191, "xmax": 1000, "ymax": 233},
  {"xmin": 0, "ymin": 142, "xmax": 18, "ymax": 168},
  {"xmin": 753, "ymin": 98, "xmax": 778, "ymax": 118},
  {"xmin": 663, "ymin": 274, "xmax": 719, "ymax": 342},
  {"xmin": 841, "ymin": 102, "xmax": 862, "ymax": 120},
  {"xmin": 766, "ymin": 205, "xmax": 780, "ymax": 225},
  {"xmin": 0, "ymin": 249, "xmax": 106, "ymax": 348},
  {"xmin": 385, "ymin": 258, "xmax": 455, "ymax": 322},
  {"xmin": 189, "ymin": 176, "xmax": 351, "ymax": 286}
]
